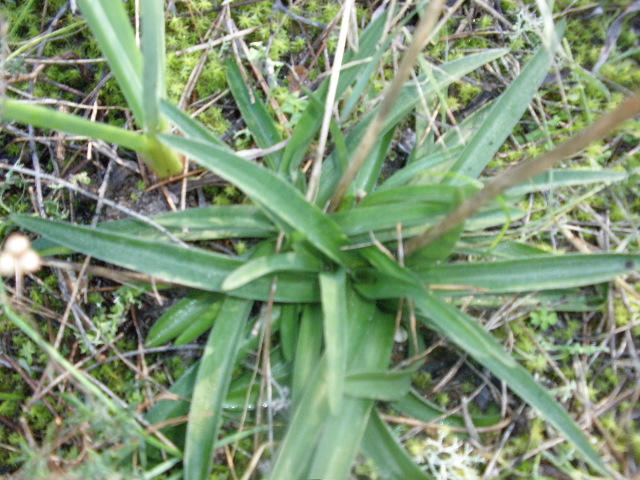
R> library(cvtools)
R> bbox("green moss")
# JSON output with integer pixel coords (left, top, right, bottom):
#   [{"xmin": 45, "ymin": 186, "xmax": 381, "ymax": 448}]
[{"xmin": 413, "ymin": 371, "xmax": 432, "ymax": 390}]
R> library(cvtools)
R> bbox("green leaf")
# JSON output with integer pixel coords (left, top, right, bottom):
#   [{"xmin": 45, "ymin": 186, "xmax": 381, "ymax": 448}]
[
  {"xmin": 226, "ymin": 60, "xmax": 282, "ymax": 170},
  {"xmin": 379, "ymin": 146, "xmax": 464, "ymax": 190},
  {"xmin": 307, "ymin": 398, "xmax": 373, "ymax": 480},
  {"xmin": 146, "ymin": 291, "xmax": 221, "ymax": 347},
  {"xmin": 160, "ymin": 99, "xmax": 229, "ymax": 148},
  {"xmin": 279, "ymin": 304, "xmax": 300, "ymax": 362},
  {"xmin": 319, "ymin": 269, "xmax": 349, "ymax": 413},
  {"xmin": 184, "ymin": 297, "xmax": 252, "ymax": 480},
  {"xmin": 141, "ymin": 0, "xmax": 166, "ymax": 131},
  {"xmin": 268, "ymin": 358, "xmax": 331, "ymax": 479},
  {"xmin": 159, "ymin": 134, "xmax": 352, "ymax": 266},
  {"xmin": 317, "ymin": 49, "xmax": 509, "ymax": 205},
  {"xmin": 2, "ymin": 100, "xmax": 147, "ymax": 152},
  {"xmin": 270, "ymin": 290, "xmax": 394, "ymax": 479},
  {"xmin": 392, "ymin": 390, "xmax": 501, "ymax": 428},
  {"xmin": 361, "ymin": 410, "xmax": 434, "ymax": 480},
  {"xmin": 505, "ymin": 169, "xmax": 627, "ymax": 196},
  {"xmin": 102, "ymin": 205, "xmax": 275, "ymax": 241},
  {"xmin": 416, "ymin": 254, "xmax": 640, "ymax": 292},
  {"xmin": 291, "ymin": 306, "xmax": 323, "ymax": 405},
  {"xmin": 359, "ymin": 185, "xmax": 477, "ymax": 207},
  {"xmin": 331, "ymin": 200, "xmax": 520, "ymax": 245},
  {"xmin": 13, "ymin": 215, "xmax": 319, "ymax": 302},
  {"xmin": 412, "ymin": 293, "xmax": 607, "ymax": 474},
  {"xmin": 443, "ymin": 29, "xmax": 563, "ymax": 184},
  {"xmin": 344, "ymin": 369, "xmax": 414, "ymax": 401},
  {"xmin": 279, "ymin": 9, "xmax": 391, "ymax": 177},
  {"xmin": 76, "ymin": 0, "xmax": 143, "ymax": 122},
  {"xmin": 306, "ymin": 295, "xmax": 396, "ymax": 480},
  {"xmin": 222, "ymin": 251, "xmax": 324, "ymax": 291},
  {"xmin": 355, "ymin": 126, "xmax": 396, "ymax": 194},
  {"xmin": 355, "ymin": 247, "xmax": 607, "ymax": 474}
]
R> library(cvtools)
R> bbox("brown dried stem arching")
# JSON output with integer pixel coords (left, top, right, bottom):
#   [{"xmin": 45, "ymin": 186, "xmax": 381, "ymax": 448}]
[{"xmin": 405, "ymin": 89, "xmax": 640, "ymax": 256}]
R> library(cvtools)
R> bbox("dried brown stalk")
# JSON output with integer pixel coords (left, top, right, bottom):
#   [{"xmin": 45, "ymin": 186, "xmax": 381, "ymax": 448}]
[{"xmin": 405, "ymin": 89, "xmax": 640, "ymax": 256}]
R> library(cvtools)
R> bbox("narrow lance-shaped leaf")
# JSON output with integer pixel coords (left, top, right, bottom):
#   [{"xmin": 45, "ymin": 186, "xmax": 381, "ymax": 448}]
[
  {"xmin": 76, "ymin": 0, "xmax": 144, "ymax": 122},
  {"xmin": 344, "ymin": 369, "xmax": 414, "ymax": 401},
  {"xmin": 443, "ymin": 23, "xmax": 565, "ymax": 184},
  {"xmin": 416, "ymin": 254, "xmax": 640, "ymax": 292},
  {"xmin": 361, "ymin": 409, "xmax": 434, "ymax": 480},
  {"xmin": 146, "ymin": 291, "xmax": 221, "ymax": 347},
  {"xmin": 13, "ymin": 215, "xmax": 319, "ymax": 302},
  {"xmin": 184, "ymin": 297, "xmax": 253, "ymax": 480},
  {"xmin": 316, "ymin": 48, "xmax": 509, "ymax": 206},
  {"xmin": 226, "ymin": 60, "xmax": 282, "ymax": 170},
  {"xmin": 223, "ymin": 251, "xmax": 324, "ymax": 291},
  {"xmin": 159, "ymin": 134, "xmax": 353, "ymax": 266},
  {"xmin": 412, "ymin": 292, "xmax": 607, "ymax": 474},
  {"xmin": 279, "ymin": 9, "xmax": 391, "ymax": 176},
  {"xmin": 319, "ymin": 269, "xmax": 349, "ymax": 414},
  {"xmin": 141, "ymin": 0, "xmax": 166, "ymax": 131},
  {"xmin": 306, "ymin": 292, "xmax": 396, "ymax": 480},
  {"xmin": 160, "ymin": 99, "xmax": 230, "ymax": 148},
  {"xmin": 1, "ymin": 100, "xmax": 148, "ymax": 153},
  {"xmin": 355, "ymin": 246, "xmax": 608, "ymax": 474}
]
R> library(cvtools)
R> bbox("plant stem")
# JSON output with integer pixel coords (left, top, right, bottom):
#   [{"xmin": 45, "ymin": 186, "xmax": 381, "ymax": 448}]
[{"xmin": 405, "ymin": 89, "xmax": 640, "ymax": 256}]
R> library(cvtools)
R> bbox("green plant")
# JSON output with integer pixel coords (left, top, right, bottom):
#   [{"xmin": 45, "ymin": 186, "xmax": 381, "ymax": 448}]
[
  {"xmin": 2, "ymin": 0, "xmax": 640, "ymax": 479},
  {"xmin": 2, "ymin": 0, "xmax": 182, "ymax": 177}
]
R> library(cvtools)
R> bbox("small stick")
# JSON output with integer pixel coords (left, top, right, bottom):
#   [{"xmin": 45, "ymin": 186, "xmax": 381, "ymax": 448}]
[{"xmin": 405, "ymin": 89, "xmax": 640, "ymax": 256}]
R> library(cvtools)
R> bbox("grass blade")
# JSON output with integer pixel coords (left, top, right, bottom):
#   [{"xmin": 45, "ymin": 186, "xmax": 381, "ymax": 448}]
[
  {"xmin": 356, "ymin": 247, "xmax": 607, "ymax": 474},
  {"xmin": 307, "ymin": 291, "xmax": 396, "ymax": 480},
  {"xmin": 102, "ymin": 205, "xmax": 275, "ymax": 241},
  {"xmin": 308, "ymin": 399, "xmax": 373, "ymax": 480},
  {"xmin": 279, "ymin": 304, "xmax": 300, "ymax": 362},
  {"xmin": 361, "ymin": 409, "xmax": 434, "ymax": 480},
  {"xmin": 226, "ymin": 60, "xmax": 282, "ymax": 170},
  {"xmin": 160, "ymin": 99, "xmax": 229, "ymax": 148},
  {"xmin": 222, "ymin": 251, "xmax": 323, "ymax": 291},
  {"xmin": 146, "ymin": 291, "xmax": 221, "ymax": 347},
  {"xmin": 141, "ymin": 0, "xmax": 165, "ymax": 131},
  {"xmin": 184, "ymin": 297, "xmax": 252, "ymax": 480},
  {"xmin": 2, "ymin": 99, "xmax": 147, "ymax": 152},
  {"xmin": 159, "ymin": 134, "xmax": 352, "ymax": 265},
  {"xmin": 268, "ymin": 358, "xmax": 331, "ymax": 479},
  {"xmin": 14, "ymin": 215, "xmax": 318, "ymax": 302},
  {"xmin": 505, "ymin": 169, "xmax": 627, "ymax": 196},
  {"xmin": 412, "ymin": 292, "xmax": 607, "ymax": 474},
  {"xmin": 76, "ymin": 0, "xmax": 143, "ymax": 122},
  {"xmin": 291, "ymin": 306, "xmax": 323, "ymax": 405},
  {"xmin": 443, "ymin": 27, "xmax": 563, "ymax": 184},
  {"xmin": 344, "ymin": 369, "xmax": 413, "ymax": 401},
  {"xmin": 392, "ymin": 390, "xmax": 501, "ymax": 428},
  {"xmin": 317, "ymin": 49, "xmax": 509, "ymax": 206},
  {"xmin": 319, "ymin": 269, "xmax": 349, "ymax": 413},
  {"xmin": 279, "ymin": 9, "xmax": 390, "ymax": 176},
  {"xmin": 416, "ymin": 254, "xmax": 640, "ymax": 292}
]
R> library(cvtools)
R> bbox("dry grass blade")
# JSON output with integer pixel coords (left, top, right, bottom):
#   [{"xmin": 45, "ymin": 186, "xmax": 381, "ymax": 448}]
[
  {"xmin": 405, "ymin": 89, "xmax": 640, "ymax": 255},
  {"xmin": 306, "ymin": 0, "xmax": 354, "ymax": 203},
  {"xmin": 326, "ymin": 0, "xmax": 448, "ymax": 212}
]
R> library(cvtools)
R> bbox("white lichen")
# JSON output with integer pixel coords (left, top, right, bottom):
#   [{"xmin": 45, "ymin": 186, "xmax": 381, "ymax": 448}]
[{"xmin": 409, "ymin": 430, "xmax": 484, "ymax": 480}]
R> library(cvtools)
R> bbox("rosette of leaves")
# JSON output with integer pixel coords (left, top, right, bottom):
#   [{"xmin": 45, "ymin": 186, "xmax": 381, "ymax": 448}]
[{"xmin": 4, "ymin": 1, "xmax": 640, "ymax": 479}]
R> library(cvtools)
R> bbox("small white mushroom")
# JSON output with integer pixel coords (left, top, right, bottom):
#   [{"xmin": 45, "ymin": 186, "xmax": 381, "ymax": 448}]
[
  {"xmin": 19, "ymin": 249, "xmax": 42, "ymax": 274},
  {"xmin": 4, "ymin": 233, "xmax": 31, "ymax": 256},
  {"xmin": 0, "ymin": 233, "xmax": 42, "ymax": 276},
  {"xmin": 0, "ymin": 252, "xmax": 16, "ymax": 277},
  {"xmin": 394, "ymin": 326, "xmax": 408, "ymax": 343}
]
